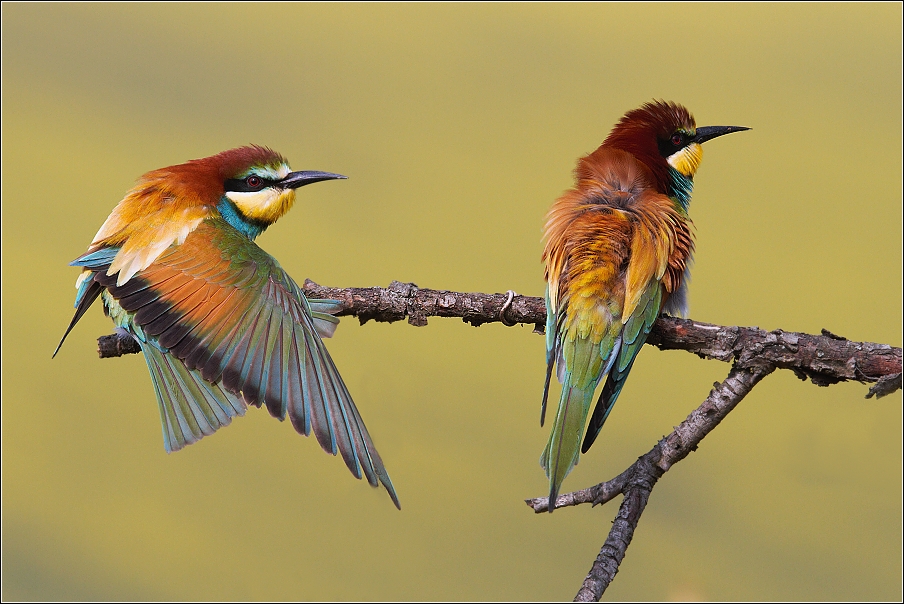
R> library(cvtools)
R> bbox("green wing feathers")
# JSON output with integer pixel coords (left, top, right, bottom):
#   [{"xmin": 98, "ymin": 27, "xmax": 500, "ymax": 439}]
[
  {"xmin": 141, "ymin": 341, "xmax": 245, "ymax": 452},
  {"xmin": 67, "ymin": 218, "xmax": 399, "ymax": 508},
  {"xmin": 542, "ymin": 275, "xmax": 664, "ymax": 508},
  {"xmin": 582, "ymin": 281, "xmax": 662, "ymax": 454}
]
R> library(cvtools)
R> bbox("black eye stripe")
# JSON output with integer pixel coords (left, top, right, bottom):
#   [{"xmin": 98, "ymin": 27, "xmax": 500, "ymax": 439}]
[
  {"xmin": 224, "ymin": 177, "xmax": 276, "ymax": 193},
  {"xmin": 657, "ymin": 131, "xmax": 692, "ymax": 158}
]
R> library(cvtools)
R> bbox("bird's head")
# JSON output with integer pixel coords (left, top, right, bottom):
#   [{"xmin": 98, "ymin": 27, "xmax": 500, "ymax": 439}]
[
  {"xmin": 86, "ymin": 146, "xmax": 346, "ymax": 282},
  {"xmin": 213, "ymin": 146, "xmax": 346, "ymax": 227},
  {"xmin": 207, "ymin": 145, "xmax": 346, "ymax": 238},
  {"xmin": 601, "ymin": 101, "xmax": 748, "ymax": 199},
  {"xmin": 122, "ymin": 145, "xmax": 346, "ymax": 240}
]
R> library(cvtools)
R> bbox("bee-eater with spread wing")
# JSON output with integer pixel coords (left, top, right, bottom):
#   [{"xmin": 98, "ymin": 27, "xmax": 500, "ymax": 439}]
[
  {"xmin": 55, "ymin": 145, "xmax": 399, "ymax": 508},
  {"xmin": 540, "ymin": 101, "xmax": 748, "ymax": 507}
]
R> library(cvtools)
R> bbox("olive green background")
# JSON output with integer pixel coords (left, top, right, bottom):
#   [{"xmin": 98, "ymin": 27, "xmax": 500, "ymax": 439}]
[{"xmin": 2, "ymin": 3, "xmax": 901, "ymax": 601}]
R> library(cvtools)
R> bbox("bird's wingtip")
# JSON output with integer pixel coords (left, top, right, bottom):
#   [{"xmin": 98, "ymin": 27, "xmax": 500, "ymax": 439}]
[{"xmin": 382, "ymin": 477, "xmax": 402, "ymax": 510}]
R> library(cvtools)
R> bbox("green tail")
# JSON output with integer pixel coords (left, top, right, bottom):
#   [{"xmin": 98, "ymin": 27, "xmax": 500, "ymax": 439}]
[{"xmin": 540, "ymin": 380, "xmax": 595, "ymax": 510}]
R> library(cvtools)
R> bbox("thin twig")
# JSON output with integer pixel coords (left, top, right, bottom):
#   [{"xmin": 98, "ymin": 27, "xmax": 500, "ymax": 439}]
[{"xmin": 526, "ymin": 365, "xmax": 771, "ymax": 600}]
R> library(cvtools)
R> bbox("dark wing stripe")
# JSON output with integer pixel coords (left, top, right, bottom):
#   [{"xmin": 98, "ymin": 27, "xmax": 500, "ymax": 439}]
[
  {"xmin": 141, "ymin": 279, "xmax": 208, "ymax": 337},
  {"xmin": 118, "ymin": 286, "xmax": 167, "ymax": 313},
  {"xmin": 124, "ymin": 275, "xmax": 192, "ymax": 326},
  {"xmin": 163, "ymin": 286, "xmax": 234, "ymax": 354},
  {"xmin": 181, "ymin": 288, "xmax": 244, "ymax": 370},
  {"xmin": 154, "ymin": 282, "xmax": 218, "ymax": 349},
  {"xmin": 200, "ymin": 291, "xmax": 265, "ymax": 384},
  {"xmin": 130, "ymin": 297, "xmax": 175, "ymax": 328},
  {"xmin": 112, "ymin": 267, "xmax": 184, "ymax": 304},
  {"xmin": 110, "ymin": 275, "xmax": 156, "ymax": 298}
]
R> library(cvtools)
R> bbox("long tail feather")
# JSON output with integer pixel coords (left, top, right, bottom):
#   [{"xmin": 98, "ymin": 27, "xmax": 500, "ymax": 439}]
[
  {"xmin": 581, "ymin": 363, "xmax": 630, "ymax": 454},
  {"xmin": 580, "ymin": 338, "xmax": 625, "ymax": 454},
  {"xmin": 540, "ymin": 382, "xmax": 594, "ymax": 511},
  {"xmin": 582, "ymin": 286, "xmax": 661, "ymax": 453},
  {"xmin": 540, "ymin": 337, "xmax": 559, "ymax": 427}
]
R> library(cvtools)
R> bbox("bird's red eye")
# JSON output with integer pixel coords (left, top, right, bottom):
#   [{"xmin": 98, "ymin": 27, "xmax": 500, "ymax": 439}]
[
  {"xmin": 671, "ymin": 133, "xmax": 683, "ymax": 146},
  {"xmin": 246, "ymin": 176, "xmax": 262, "ymax": 188}
]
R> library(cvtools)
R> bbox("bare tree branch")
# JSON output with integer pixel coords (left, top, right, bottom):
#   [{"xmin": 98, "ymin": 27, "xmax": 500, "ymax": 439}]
[
  {"xmin": 301, "ymin": 279, "xmax": 547, "ymax": 329},
  {"xmin": 97, "ymin": 280, "xmax": 902, "ymax": 396},
  {"xmin": 91, "ymin": 279, "xmax": 901, "ymax": 600}
]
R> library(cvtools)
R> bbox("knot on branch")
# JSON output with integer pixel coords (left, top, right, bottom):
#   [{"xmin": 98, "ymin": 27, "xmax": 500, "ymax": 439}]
[{"xmin": 387, "ymin": 280, "xmax": 427, "ymax": 326}]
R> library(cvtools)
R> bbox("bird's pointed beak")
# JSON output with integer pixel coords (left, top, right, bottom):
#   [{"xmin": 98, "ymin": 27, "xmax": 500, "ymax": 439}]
[
  {"xmin": 693, "ymin": 125, "xmax": 751, "ymax": 144},
  {"xmin": 278, "ymin": 170, "xmax": 347, "ymax": 189}
]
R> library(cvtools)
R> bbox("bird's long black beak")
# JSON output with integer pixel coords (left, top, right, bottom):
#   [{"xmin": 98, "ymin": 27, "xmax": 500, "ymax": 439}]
[
  {"xmin": 693, "ymin": 126, "xmax": 750, "ymax": 144},
  {"xmin": 279, "ymin": 170, "xmax": 347, "ymax": 189}
]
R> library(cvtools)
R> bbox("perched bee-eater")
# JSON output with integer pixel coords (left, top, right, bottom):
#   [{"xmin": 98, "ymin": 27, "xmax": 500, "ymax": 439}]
[
  {"xmin": 56, "ymin": 145, "xmax": 399, "ymax": 508},
  {"xmin": 540, "ymin": 101, "xmax": 748, "ymax": 507}
]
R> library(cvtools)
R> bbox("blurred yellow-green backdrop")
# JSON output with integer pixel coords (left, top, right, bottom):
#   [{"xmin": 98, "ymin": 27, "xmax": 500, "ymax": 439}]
[{"xmin": 2, "ymin": 3, "xmax": 901, "ymax": 601}]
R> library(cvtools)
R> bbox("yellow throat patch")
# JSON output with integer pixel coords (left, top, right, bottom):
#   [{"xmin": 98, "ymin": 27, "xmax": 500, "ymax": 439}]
[{"xmin": 667, "ymin": 142, "xmax": 703, "ymax": 178}]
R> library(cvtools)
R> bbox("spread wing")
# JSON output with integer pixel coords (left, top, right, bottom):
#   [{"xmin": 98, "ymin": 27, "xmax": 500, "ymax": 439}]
[{"xmin": 70, "ymin": 217, "xmax": 399, "ymax": 508}]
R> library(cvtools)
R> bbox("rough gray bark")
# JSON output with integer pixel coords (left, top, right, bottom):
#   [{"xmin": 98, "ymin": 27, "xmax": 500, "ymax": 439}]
[{"xmin": 93, "ymin": 280, "xmax": 902, "ymax": 601}]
